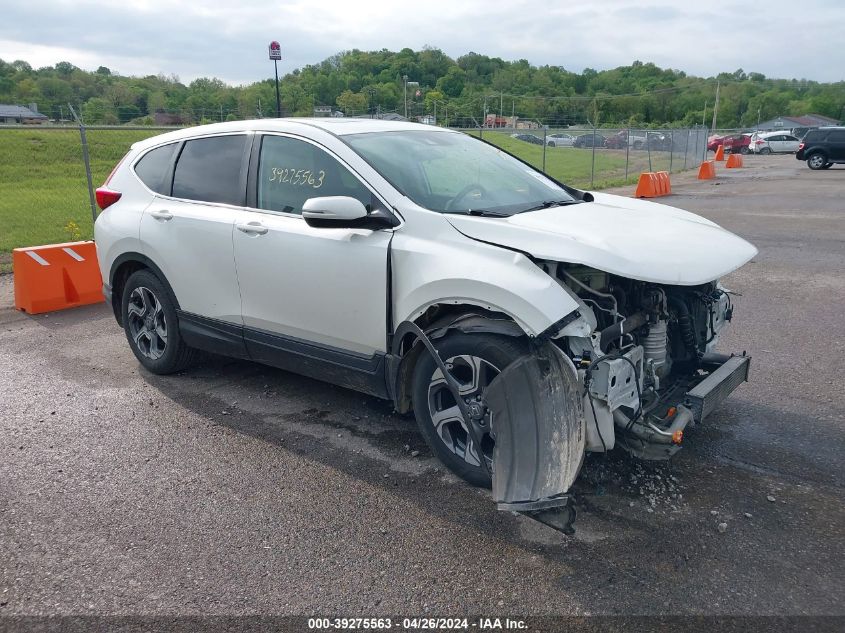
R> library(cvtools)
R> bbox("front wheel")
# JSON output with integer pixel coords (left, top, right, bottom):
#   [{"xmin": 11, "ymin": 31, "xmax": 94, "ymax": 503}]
[
  {"xmin": 122, "ymin": 269, "xmax": 197, "ymax": 374},
  {"xmin": 411, "ymin": 332, "xmax": 527, "ymax": 488},
  {"xmin": 807, "ymin": 153, "xmax": 827, "ymax": 170},
  {"xmin": 759, "ymin": 147, "xmax": 772, "ymax": 155}
]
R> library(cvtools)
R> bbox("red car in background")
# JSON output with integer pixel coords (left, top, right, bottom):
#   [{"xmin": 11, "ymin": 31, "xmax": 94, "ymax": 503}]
[{"xmin": 708, "ymin": 133, "xmax": 753, "ymax": 154}]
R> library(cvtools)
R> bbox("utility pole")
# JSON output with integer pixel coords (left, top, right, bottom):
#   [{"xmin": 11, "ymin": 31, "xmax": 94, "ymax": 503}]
[
  {"xmin": 711, "ymin": 80, "xmax": 720, "ymax": 131},
  {"xmin": 702, "ymin": 100, "xmax": 707, "ymax": 127},
  {"xmin": 499, "ymin": 92, "xmax": 503, "ymax": 122},
  {"xmin": 403, "ymin": 75, "xmax": 408, "ymax": 118}
]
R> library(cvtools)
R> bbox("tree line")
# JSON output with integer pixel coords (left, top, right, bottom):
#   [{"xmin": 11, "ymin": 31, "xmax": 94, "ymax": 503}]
[{"xmin": 1, "ymin": 49, "xmax": 843, "ymax": 128}]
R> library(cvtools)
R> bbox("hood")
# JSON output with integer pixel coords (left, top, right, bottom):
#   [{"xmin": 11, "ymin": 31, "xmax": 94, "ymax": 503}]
[{"xmin": 445, "ymin": 192, "xmax": 758, "ymax": 286}]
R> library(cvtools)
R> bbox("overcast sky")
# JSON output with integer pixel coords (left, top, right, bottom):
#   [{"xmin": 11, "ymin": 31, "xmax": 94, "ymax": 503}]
[{"xmin": 1, "ymin": 0, "xmax": 843, "ymax": 85}]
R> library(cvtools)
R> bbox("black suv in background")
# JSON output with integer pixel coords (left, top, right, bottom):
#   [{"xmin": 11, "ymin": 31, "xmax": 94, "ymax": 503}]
[{"xmin": 796, "ymin": 127, "xmax": 845, "ymax": 169}]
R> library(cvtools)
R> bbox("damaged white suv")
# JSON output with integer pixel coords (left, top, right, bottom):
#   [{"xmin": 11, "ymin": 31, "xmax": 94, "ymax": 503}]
[{"xmin": 95, "ymin": 119, "xmax": 755, "ymax": 533}]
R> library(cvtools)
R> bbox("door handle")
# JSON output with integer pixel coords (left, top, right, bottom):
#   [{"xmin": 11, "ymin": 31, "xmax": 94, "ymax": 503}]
[
  {"xmin": 236, "ymin": 221, "xmax": 268, "ymax": 235},
  {"xmin": 149, "ymin": 209, "xmax": 173, "ymax": 221}
]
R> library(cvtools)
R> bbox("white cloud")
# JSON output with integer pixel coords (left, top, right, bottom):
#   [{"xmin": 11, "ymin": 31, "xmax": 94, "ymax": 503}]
[{"xmin": 0, "ymin": 0, "xmax": 842, "ymax": 83}]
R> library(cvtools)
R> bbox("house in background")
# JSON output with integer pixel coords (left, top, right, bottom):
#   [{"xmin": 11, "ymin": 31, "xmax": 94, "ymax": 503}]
[
  {"xmin": 0, "ymin": 103, "xmax": 48, "ymax": 124},
  {"xmin": 755, "ymin": 113, "xmax": 840, "ymax": 132}
]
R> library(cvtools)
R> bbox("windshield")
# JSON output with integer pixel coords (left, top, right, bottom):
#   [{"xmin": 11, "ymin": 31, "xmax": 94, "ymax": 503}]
[{"xmin": 344, "ymin": 130, "xmax": 577, "ymax": 215}]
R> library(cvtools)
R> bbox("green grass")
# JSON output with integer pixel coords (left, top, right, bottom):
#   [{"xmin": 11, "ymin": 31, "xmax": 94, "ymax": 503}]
[
  {"xmin": 474, "ymin": 131, "xmax": 656, "ymax": 189},
  {"xmin": 0, "ymin": 128, "xmax": 164, "ymax": 271}
]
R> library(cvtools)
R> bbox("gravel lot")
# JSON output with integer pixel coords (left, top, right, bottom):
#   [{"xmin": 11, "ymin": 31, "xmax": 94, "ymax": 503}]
[{"xmin": 1, "ymin": 154, "xmax": 843, "ymax": 618}]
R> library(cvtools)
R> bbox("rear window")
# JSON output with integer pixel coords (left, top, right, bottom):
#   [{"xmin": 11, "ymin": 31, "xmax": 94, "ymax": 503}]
[
  {"xmin": 803, "ymin": 131, "xmax": 825, "ymax": 142},
  {"xmin": 134, "ymin": 143, "xmax": 177, "ymax": 194},
  {"xmin": 172, "ymin": 135, "xmax": 247, "ymax": 206}
]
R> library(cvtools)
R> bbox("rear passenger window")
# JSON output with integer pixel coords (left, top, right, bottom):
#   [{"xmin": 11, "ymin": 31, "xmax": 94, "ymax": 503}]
[
  {"xmin": 172, "ymin": 135, "xmax": 247, "ymax": 206},
  {"xmin": 828, "ymin": 131, "xmax": 845, "ymax": 142},
  {"xmin": 256, "ymin": 135, "xmax": 372, "ymax": 215},
  {"xmin": 134, "ymin": 143, "xmax": 177, "ymax": 194}
]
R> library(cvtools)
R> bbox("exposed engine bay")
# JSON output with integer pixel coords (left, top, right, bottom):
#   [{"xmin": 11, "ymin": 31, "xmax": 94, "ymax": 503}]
[{"xmin": 543, "ymin": 261, "xmax": 751, "ymax": 460}]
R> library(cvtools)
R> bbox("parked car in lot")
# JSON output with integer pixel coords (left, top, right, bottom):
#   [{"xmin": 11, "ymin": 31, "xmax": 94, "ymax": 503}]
[
  {"xmin": 573, "ymin": 132, "xmax": 607, "ymax": 148},
  {"xmin": 94, "ymin": 119, "xmax": 756, "ymax": 533},
  {"xmin": 510, "ymin": 133, "xmax": 544, "ymax": 145},
  {"xmin": 604, "ymin": 132, "xmax": 628, "ymax": 149},
  {"xmin": 546, "ymin": 133, "xmax": 576, "ymax": 147},
  {"xmin": 749, "ymin": 131, "xmax": 800, "ymax": 154},
  {"xmin": 796, "ymin": 126, "xmax": 845, "ymax": 169},
  {"xmin": 712, "ymin": 133, "xmax": 753, "ymax": 154}
]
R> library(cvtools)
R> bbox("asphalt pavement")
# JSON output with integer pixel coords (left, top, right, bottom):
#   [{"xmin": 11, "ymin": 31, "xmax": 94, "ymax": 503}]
[{"xmin": 1, "ymin": 154, "xmax": 843, "ymax": 618}]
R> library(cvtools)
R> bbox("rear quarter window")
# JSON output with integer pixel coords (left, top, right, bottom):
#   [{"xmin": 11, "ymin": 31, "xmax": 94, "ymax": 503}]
[
  {"xmin": 803, "ymin": 131, "xmax": 825, "ymax": 143},
  {"xmin": 134, "ymin": 143, "xmax": 177, "ymax": 194}
]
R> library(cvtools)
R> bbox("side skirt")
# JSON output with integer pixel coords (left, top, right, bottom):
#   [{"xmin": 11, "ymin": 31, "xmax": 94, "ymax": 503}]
[{"xmin": 177, "ymin": 311, "xmax": 390, "ymax": 399}]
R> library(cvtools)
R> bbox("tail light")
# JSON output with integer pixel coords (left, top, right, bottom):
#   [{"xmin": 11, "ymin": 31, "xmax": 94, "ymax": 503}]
[
  {"xmin": 755, "ymin": 140, "xmax": 765, "ymax": 145},
  {"xmin": 95, "ymin": 154, "xmax": 128, "ymax": 211},
  {"xmin": 798, "ymin": 142, "xmax": 805, "ymax": 150},
  {"xmin": 95, "ymin": 188, "xmax": 122, "ymax": 210}
]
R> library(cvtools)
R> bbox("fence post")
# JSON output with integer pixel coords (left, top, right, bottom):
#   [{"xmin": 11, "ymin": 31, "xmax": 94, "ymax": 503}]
[
  {"xmin": 542, "ymin": 126, "xmax": 547, "ymax": 173},
  {"xmin": 647, "ymin": 131, "xmax": 653, "ymax": 173},
  {"xmin": 624, "ymin": 127, "xmax": 630, "ymax": 183},
  {"xmin": 590, "ymin": 123, "xmax": 597, "ymax": 189},
  {"xmin": 683, "ymin": 129, "xmax": 690, "ymax": 171},
  {"xmin": 69, "ymin": 104, "xmax": 97, "ymax": 226},
  {"xmin": 669, "ymin": 130, "xmax": 674, "ymax": 174}
]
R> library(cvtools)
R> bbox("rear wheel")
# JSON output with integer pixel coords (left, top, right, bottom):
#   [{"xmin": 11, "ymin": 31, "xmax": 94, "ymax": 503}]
[
  {"xmin": 759, "ymin": 147, "xmax": 771, "ymax": 155},
  {"xmin": 807, "ymin": 153, "xmax": 827, "ymax": 170},
  {"xmin": 411, "ymin": 332, "xmax": 526, "ymax": 488},
  {"xmin": 740, "ymin": 146, "xmax": 750, "ymax": 154},
  {"xmin": 122, "ymin": 269, "xmax": 196, "ymax": 374}
]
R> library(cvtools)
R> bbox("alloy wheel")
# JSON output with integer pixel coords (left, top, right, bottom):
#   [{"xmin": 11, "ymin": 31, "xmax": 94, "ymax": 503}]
[
  {"xmin": 126, "ymin": 286, "xmax": 168, "ymax": 360},
  {"xmin": 427, "ymin": 355, "xmax": 500, "ymax": 468}
]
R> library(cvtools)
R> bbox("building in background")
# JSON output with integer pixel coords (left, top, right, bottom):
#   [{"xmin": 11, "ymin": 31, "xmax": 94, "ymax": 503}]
[
  {"xmin": 755, "ymin": 113, "xmax": 840, "ymax": 132},
  {"xmin": 0, "ymin": 104, "xmax": 48, "ymax": 124}
]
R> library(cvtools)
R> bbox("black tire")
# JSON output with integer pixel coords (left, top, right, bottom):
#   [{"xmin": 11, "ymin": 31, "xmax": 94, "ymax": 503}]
[
  {"xmin": 633, "ymin": 141, "xmax": 643, "ymax": 150},
  {"xmin": 807, "ymin": 152, "xmax": 827, "ymax": 170},
  {"xmin": 821, "ymin": 162, "xmax": 834, "ymax": 169},
  {"xmin": 740, "ymin": 146, "xmax": 750, "ymax": 154},
  {"xmin": 121, "ymin": 269, "xmax": 196, "ymax": 374},
  {"xmin": 759, "ymin": 147, "xmax": 772, "ymax": 155},
  {"xmin": 411, "ymin": 332, "xmax": 527, "ymax": 488}
]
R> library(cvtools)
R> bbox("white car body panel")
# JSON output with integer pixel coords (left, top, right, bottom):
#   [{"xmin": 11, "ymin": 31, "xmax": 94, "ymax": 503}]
[
  {"xmin": 390, "ymin": 218, "xmax": 579, "ymax": 337},
  {"xmin": 140, "ymin": 196, "xmax": 243, "ymax": 323},
  {"xmin": 232, "ymin": 209, "xmax": 391, "ymax": 355},
  {"xmin": 444, "ymin": 191, "xmax": 757, "ymax": 286}
]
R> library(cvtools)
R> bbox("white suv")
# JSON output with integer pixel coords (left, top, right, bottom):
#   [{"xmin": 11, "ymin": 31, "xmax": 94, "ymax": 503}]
[{"xmin": 95, "ymin": 119, "xmax": 756, "ymax": 527}]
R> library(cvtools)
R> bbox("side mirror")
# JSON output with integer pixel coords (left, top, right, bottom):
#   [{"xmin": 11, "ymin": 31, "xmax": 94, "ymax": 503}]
[
  {"xmin": 302, "ymin": 195, "xmax": 399, "ymax": 230},
  {"xmin": 302, "ymin": 196, "xmax": 367, "ymax": 223}
]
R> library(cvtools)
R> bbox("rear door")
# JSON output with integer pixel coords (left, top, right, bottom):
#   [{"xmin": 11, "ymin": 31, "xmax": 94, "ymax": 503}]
[
  {"xmin": 139, "ymin": 133, "xmax": 249, "ymax": 327},
  {"xmin": 781, "ymin": 135, "xmax": 800, "ymax": 153}
]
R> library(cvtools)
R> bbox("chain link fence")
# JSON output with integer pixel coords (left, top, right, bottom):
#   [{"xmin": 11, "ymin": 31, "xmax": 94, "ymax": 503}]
[
  {"xmin": 463, "ymin": 126, "xmax": 710, "ymax": 190},
  {"xmin": 0, "ymin": 125, "xmax": 169, "ymax": 270}
]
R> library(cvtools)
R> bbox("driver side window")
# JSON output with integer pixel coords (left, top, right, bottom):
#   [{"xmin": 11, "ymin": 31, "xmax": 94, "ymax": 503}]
[{"xmin": 257, "ymin": 135, "xmax": 373, "ymax": 215}]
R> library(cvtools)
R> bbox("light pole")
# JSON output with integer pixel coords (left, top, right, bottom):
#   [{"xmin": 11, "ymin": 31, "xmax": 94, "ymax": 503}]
[
  {"xmin": 403, "ymin": 76, "xmax": 418, "ymax": 119},
  {"xmin": 268, "ymin": 41, "xmax": 282, "ymax": 118}
]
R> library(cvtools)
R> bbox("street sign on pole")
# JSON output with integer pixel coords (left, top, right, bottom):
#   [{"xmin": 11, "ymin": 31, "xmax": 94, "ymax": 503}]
[{"xmin": 268, "ymin": 41, "xmax": 282, "ymax": 60}]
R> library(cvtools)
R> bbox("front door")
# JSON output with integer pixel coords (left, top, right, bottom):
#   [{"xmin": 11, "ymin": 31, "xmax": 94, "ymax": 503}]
[{"xmin": 232, "ymin": 134, "xmax": 393, "ymax": 383}]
